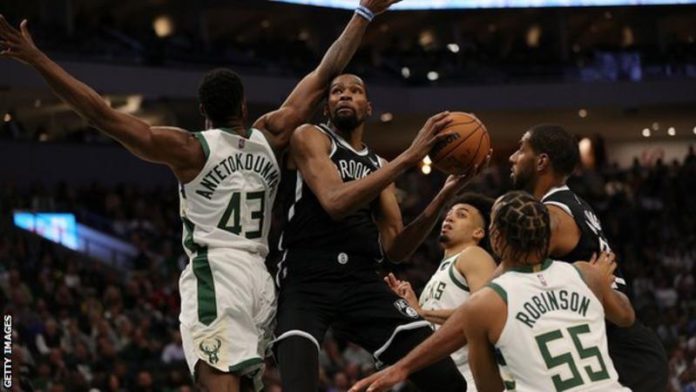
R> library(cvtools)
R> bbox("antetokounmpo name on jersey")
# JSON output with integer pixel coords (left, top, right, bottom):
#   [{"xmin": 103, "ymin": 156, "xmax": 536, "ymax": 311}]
[
  {"xmin": 196, "ymin": 153, "xmax": 279, "ymax": 200},
  {"xmin": 515, "ymin": 289, "xmax": 591, "ymax": 328}
]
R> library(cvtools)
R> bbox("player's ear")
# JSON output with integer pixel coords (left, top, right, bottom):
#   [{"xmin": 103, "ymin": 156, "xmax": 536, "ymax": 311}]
[
  {"xmin": 473, "ymin": 227, "xmax": 485, "ymax": 242},
  {"xmin": 537, "ymin": 153, "xmax": 550, "ymax": 172}
]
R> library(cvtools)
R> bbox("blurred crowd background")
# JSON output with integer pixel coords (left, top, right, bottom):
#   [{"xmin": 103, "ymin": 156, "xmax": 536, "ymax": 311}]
[
  {"xmin": 2, "ymin": 0, "xmax": 696, "ymax": 391},
  {"xmin": 2, "ymin": 144, "xmax": 696, "ymax": 391}
]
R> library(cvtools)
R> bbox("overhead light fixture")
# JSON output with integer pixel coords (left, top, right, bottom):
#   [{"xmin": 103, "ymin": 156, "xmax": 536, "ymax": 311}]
[
  {"xmin": 3, "ymin": 113, "xmax": 11, "ymax": 122},
  {"xmin": 423, "ymin": 156, "xmax": 432, "ymax": 165},
  {"xmin": 651, "ymin": 122, "xmax": 660, "ymax": 131},
  {"xmin": 380, "ymin": 113, "xmax": 393, "ymax": 123},
  {"xmin": 642, "ymin": 128, "xmax": 651, "ymax": 138},
  {"xmin": 578, "ymin": 109, "xmax": 588, "ymax": 118},
  {"xmin": 421, "ymin": 165, "xmax": 432, "ymax": 175},
  {"xmin": 668, "ymin": 127, "xmax": 676, "ymax": 136},
  {"xmin": 427, "ymin": 71, "xmax": 439, "ymax": 81},
  {"xmin": 153, "ymin": 15, "xmax": 174, "ymax": 38},
  {"xmin": 447, "ymin": 43, "xmax": 460, "ymax": 53},
  {"xmin": 401, "ymin": 67, "xmax": 411, "ymax": 79}
]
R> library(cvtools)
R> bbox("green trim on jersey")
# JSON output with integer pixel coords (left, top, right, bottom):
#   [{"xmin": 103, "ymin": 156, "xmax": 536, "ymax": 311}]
[
  {"xmin": 229, "ymin": 357, "xmax": 263, "ymax": 374},
  {"xmin": 487, "ymin": 282, "xmax": 508, "ymax": 304},
  {"xmin": 182, "ymin": 217, "xmax": 201, "ymax": 254},
  {"xmin": 192, "ymin": 247, "xmax": 217, "ymax": 325},
  {"xmin": 572, "ymin": 263, "xmax": 587, "ymax": 284},
  {"xmin": 448, "ymin": 260, "xmax": 470, "ymax": 292},
  {"xmin": 194, "ymin": 132, "xmax": 210, "ymax": 159},
  {"xmin": 509, "ymin": 258, "xmax": 553, "ymax": 273}
]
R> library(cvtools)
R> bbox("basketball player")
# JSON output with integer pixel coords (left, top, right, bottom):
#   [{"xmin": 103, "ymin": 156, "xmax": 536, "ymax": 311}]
[
  {"xmin": 351, "ymin": 124, "xmax": 668, "ymax": 392},
  {"xmin": 0, "ymin": 3, "xmax": 398, "ymax": 390},
  {"xmin": 508, "ymin": 124, "xmax": 668, "ymax": 392},
  {"xmin": 462, "ymin": 191, "xmax": 634, "ymax": 391},
  {"xmin": 274, "ymin": 73, "xmax": 485, "ymax": 391},
  {"xmin": 384, "ymin": 193, "xmax": 496, "ymax": 391}
]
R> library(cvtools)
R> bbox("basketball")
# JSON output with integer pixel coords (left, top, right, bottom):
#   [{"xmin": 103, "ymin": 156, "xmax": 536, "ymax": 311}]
[{"xmin": 429, "ymin": 112, "xmax": 491, "ymax": 175}]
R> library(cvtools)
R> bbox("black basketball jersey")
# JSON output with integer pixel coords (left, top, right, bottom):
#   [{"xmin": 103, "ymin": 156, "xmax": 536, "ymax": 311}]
[
  {"xmin": 542, "ymin": 186, "xmax": 628, "ymax": 294},
  {"xmin": 279, "ymin": 124, "xmax": 384, "ymax": 260}
]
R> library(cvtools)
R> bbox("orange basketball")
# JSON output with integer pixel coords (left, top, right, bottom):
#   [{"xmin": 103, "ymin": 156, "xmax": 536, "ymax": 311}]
[{"xmin": 429, "ymin": 112, "xmax": 491, "ymax": 175}]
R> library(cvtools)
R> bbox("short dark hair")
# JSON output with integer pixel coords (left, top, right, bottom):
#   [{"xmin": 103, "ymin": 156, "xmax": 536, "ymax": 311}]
[
  {"xmin": 198, "ymin": 68, "xmax": 245, "ymax": 124},
  {"xmin": 528, "ymin": 124, "xmax": 580, "ymax": 177},
  {"xmin": 492, "ymin": 191, "xmax": 550, "ymax": 264},
  {"xmin": 449, "ymin": 193, "xmax": 494, "ymax": 251}
]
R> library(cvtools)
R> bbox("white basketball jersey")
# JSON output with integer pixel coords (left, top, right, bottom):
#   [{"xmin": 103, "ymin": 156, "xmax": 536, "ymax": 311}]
[
  {"xmin": 489, "ymin": 260, "xmax": 628, "ymax": 392},
  {"xmin": 419, "ymin": 253, "xmax": 473, "ymax": 383},
  {"xmin": 179, "ymin": 128, "xmax": 279, "ymax": 258}
]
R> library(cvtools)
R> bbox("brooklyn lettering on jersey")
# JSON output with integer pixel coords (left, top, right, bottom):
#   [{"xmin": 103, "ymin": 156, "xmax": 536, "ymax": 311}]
[
  {"xmin": 196, "ymin": 152, "xmax": 280, "ymax": 199},
  {"xmin": 515, "ymin": 289, "xmax": 591, "ymax": 328},
  {"xmin": 338, "ymin": 159, "xmax": 374, "ymax": 180}
]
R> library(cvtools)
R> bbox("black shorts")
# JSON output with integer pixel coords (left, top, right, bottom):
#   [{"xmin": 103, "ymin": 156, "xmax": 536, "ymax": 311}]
[
  {"xmin": 607, "ymin": 321, "xmax": 668, "ymax": 392},
  {"xmin": 274, "ymin": 250, "xmax": 432, "ymax": 362}
]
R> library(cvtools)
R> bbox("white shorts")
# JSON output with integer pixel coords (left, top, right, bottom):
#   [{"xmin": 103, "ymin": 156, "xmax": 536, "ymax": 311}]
[{"xmin": 179, "ymin": 248, "xmax": 276, "ymax": 390}]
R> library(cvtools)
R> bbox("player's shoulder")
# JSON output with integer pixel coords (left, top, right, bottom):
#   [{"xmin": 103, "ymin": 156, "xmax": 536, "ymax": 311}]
[
  {"xmin": 456, "ymin": 246, "xmax": 496, "ymax": 268},
  {"xmin": 289, "ymin": 123, "xmax": 332, "ymax": 153}
]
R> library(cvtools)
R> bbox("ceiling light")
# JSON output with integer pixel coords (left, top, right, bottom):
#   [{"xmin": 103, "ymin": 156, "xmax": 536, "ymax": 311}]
[
  {"xmin": 421, "ymin": 165, "xmax": 432, "ymax": 175},
  {"xmin": 447, "ymin": 43, "xmax": 460, "ymax": 53},
  {"xmin": 578, "ymin": 109, "xmax": 588, "ymax": 118},
  {"xmin": 153, "ymin": 15, "xmax": 174, "ymax": 38},
  {"xmin": 642, "ymin": 128, "xmax": 651, "ymax": 138},
  {"xmin": 427, "ymin": 71, "xmax": 439, "ymax": 81},
  {"xmin": 401, "ymin": 67, "xmax": 411, "ymax": 79},
  {"xmin": 668, "ymin": 127, "xmax": 676, "ymax": 136},
  {"xmin": 380, "ymin": 113, "xmax": 393, "ymax": 123}
]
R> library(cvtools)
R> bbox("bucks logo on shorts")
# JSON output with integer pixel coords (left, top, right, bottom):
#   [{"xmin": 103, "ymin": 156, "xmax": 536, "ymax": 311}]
[
  {"xmin": 394, "ymin": 299, "xmax": 419, "ymax": 319},
  {"xmin": 200, "ymin": 338, "xmax": 222, "ymax": 364}
]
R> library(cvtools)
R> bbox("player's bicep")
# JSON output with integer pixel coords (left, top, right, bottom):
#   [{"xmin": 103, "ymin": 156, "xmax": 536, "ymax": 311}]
[
  {"xmin": 546, "ymin": 205, "xmax": 581, "ymax": 257},
  {"xmin": 253, "ymin": 108, "xmax": 305, "ymax": 153},
  {"xmin": 290, "ymin": 126, "xmax": 343, "ymax": 205}
]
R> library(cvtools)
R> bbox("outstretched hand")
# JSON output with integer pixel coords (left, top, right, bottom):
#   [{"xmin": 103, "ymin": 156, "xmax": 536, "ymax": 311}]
[
  {"xmin": 384, "ymin": 273, "xmax": 419, "ymax": 310},
  {"xmin": 406, "ymin": 111, "xmax": 455, "ymax": 165},
  {"xmin": 0, "ymin": 16, "xmax": 42, "ymax": 65},
  {"xmin": 350, "ymin": 364, "xmax": 409, "ymax": 392},
  {"xmin": 360, "ymin": 0, "xmax": 402, "ymax": 15},
  {"xmin": 441, "ymin": 148, "xmax": 493, "ymax": 195},
  {"xmin": 588, "ymin": 251, "xmax": 617, "ymax": 287}
]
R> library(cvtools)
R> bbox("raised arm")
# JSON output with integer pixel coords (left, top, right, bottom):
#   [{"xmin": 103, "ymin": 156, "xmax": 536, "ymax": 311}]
[
  {"xmin": 0, "ymin": 17, "xmax": 203, "ymax": 182},
  {"xmin": 290, "ymin": 112, "xmax": 453, "ymax": 220},
  {"xmin": 254, "ymin": 0, "xmax": 400, "ymax": 152},
  {"xmin": 376, "ymin": 173, "xmax": 476, "ymax": 262}
]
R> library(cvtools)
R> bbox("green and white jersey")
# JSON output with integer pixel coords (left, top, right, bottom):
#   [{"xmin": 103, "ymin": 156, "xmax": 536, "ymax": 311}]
[
  {"xmin": 419, "ymin": 252, "xmax": 472, "ymax": 377},
  {"xmin": 489, "ymin": 260, "xmax": 628, "ymax": 392},
  {"xmin": 179, "ymin": 128, "xmax": 280, "ymax": 258}
]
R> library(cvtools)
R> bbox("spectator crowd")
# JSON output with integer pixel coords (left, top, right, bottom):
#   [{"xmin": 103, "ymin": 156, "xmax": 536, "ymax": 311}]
[{"xmin": 1, "ymin": 146, "xmax": 695, "ymax": 391}]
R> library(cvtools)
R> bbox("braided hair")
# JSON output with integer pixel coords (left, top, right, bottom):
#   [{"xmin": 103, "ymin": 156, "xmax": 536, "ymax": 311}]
[{"xmin": 492, "ymin": 191, "xmax": 550, "ymax": 265}]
